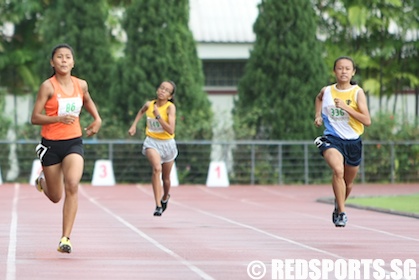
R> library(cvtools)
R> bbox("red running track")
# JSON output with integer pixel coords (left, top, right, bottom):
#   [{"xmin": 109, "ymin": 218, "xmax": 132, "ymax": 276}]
[{"xmin": 1, "ymin": 183, "xmax": 418, "ymax": 280}]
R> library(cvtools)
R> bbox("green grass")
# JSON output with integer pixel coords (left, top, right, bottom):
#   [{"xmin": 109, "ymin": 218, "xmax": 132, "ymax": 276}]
[{"xmin": 347, "ymin": 194, "xmax": 419, "ymax": 215}]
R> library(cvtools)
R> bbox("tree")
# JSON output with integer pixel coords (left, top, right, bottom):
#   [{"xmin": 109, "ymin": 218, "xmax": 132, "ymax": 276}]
[
  {"xmin": 0, "ymin": 0, "xmax": 43, "ymax": 95},
  {"xmin": 36, "ymin": 0, "xmax": 116, "ymax": 136},
  {"xmin": 112, "ymin": 0, "xmax": 213, "ymax": 140},
  {"xmin": 0, "ymin": 0, "xmax": 47, "ymax": 142},
  {"xmin": 313, "ymin": 0, "xmax": 419, "ymax": 118},
  {"xmin": 233, "ymin": 0, "xmax": 328, "ymax": 140}
]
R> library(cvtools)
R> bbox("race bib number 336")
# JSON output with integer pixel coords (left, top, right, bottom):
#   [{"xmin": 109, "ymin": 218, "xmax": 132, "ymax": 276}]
[{"xmin": 327, "ymin": 106, "xmax": 348, "ymax": 121}]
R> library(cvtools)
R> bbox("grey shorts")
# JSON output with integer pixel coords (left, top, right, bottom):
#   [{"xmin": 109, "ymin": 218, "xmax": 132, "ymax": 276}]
[{"xmin": 142, "ymin": 137, "xmax": 178, "ymax": 163}]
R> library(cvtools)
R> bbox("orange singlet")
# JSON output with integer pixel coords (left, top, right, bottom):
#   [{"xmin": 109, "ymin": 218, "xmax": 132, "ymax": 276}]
[{"xmin": 41, "ymin": 76, "xmax": 84, "ymax": 140}]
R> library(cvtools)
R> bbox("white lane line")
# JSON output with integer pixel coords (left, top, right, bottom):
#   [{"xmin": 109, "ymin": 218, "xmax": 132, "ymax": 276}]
[
  {"xmin": 135, "ymin": 185, "xmax": 412, "ymax": 280},
  {"xmin": 178, "ymin": 203, "xmax": 344, "ymax": 259},
  {"xmin": 135, "ymin": 184, "xmax": 343, "ymax": 258},
  {"xmin": 295, "ymin": 211, "xmax": 419, "ymax": 242},
  {"xmin": 6, "ymin": 183, "xmax": 19, "ymax": 280},
  {"xmin": 79, "ymin": 185, "xmax": 214, "ymax": 280},
  {"xmin": 206, "ymin": 186, "xmax": 419, "ymax": 242},
  {"xmin": 348, "ymin": 223, "xmax": 419, "ymax": 242}
]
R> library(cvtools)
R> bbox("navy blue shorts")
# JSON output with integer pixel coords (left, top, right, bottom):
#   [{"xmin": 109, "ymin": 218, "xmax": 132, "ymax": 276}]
[
  {"xmin": 314, "ymin": 135, "xmax": 362, "ymax": 166},
  {"xmin": 35, "ymin": 137, "xmax": 84, "ymax": 166}
]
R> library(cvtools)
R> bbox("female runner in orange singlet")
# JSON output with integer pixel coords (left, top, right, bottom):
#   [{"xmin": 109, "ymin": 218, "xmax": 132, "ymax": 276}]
[{"xmin": 31, "ymin": 43, "xmax": 102, "ymax": 253}]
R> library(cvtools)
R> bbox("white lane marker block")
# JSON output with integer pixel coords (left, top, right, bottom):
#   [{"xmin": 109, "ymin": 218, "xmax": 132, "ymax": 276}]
[
  {"xmin": 161, "ymin": 162, "xmax": 179, "ymax": 187},
  {"xmin": 29, "ymin": 159, "xmax": 43, "ymax": 186},
  {"xmin": 206, "ymin": 161, "xmax": 229, "ymax": 187},
  {"xmin": 170, "ymin": 162, "xmax": 179, "ymax": 187},
  {"xmin": 92, "ymin": 159, "xmax": 115, "ymax": 186}
]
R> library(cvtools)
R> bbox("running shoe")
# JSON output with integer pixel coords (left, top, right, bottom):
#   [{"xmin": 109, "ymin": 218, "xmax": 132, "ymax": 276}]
[
  {"xmin": 334, "ymin": 212, "xmax": 348, "ymax": 227},
  {"xmin": 35, "ymin": 171, "xmax": 44, "ymax": 192},
  {"xmin": 332, "ymin": 199, "xmax": 338, "ymax": 224},
  {"xmin": 161, "ymin": 194, "xmax": 171, "ymax": 212},
  {"xmin": 153, "ymin": 206, "xmax": 163, "ymax": 216},
  {"xmin": 57, "ymin": 237, "xmax": 72, "ymax": 253}
]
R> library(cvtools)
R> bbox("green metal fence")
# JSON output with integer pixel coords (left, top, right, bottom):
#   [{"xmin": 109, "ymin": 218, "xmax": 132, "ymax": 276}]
[{"xmin": 0, "ymin": 139, "xmax": 418, "ymax": 185}]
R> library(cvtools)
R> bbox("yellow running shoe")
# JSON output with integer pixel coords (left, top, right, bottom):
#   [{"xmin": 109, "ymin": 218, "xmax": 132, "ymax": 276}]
[
  {"xmin": 34, "ymin": 171, "xmax": 44, "ymax": 192},
  {"xmin": 57, "ymin": 237, "xmax": 72, "ymax": 253}
]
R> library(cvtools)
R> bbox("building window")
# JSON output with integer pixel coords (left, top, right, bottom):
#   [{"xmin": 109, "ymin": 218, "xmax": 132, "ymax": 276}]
[{"xmin": 203, "ymin": 61, "xmax": 246, "ymax": 87}]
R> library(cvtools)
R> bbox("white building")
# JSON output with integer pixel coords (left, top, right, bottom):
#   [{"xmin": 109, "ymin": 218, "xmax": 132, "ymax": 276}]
[
  {"xmin": 189, "ymin": 0, "xmax": 418, "ymax": 126},
  {"xmin": 189, "ymin": 0, "xmax": 261, "ymax": 143}
]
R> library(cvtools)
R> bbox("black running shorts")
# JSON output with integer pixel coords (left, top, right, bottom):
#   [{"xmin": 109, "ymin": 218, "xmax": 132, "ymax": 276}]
[
  {"xmin": 315, "ymin": 135, "xmax": 362, "ymax": 166},
  {"xmin": 35, "ymin": 137, "xmax": 84, "ymax": 166}
]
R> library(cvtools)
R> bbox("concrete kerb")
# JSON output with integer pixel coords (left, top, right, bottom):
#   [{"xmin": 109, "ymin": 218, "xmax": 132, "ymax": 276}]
[{"xmin": 317, "ymin": 196, "xmax": 419, "ymax": 220}]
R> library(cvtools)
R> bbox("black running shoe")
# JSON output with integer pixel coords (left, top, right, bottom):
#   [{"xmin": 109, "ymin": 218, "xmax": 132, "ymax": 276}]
[
  {"xmin": 161, "ymin": 194, "xmax": 170, "ymax": 212},
  {"xmin": 153, "ymin": 206, "xmax": 163, "ymax": 216},
  {"xmin": 332, "ymin": 199, "xmax": 338, "ymax": 224},
  {"xmin": 335, "ymin": 212, "xmax": 348, "ymax": 227}
]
